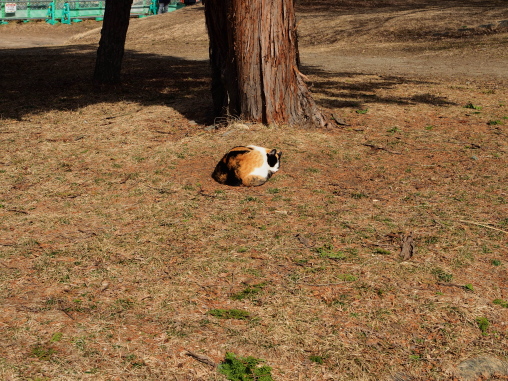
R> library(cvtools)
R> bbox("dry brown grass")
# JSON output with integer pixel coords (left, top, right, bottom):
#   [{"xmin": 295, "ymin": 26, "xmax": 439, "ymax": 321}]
[{"xmin": 1, "ymin": 2, "xmax": 508, "ymax": 380}]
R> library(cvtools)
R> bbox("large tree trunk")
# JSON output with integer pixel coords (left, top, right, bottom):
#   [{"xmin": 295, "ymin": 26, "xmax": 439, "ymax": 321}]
[
  {"xmin": 204, "ymin": 0, "xmax": 326, "ymax": 127},
  {"xmin": 93, "ymin": 0, "xmax": 134, "ymax": 84}
]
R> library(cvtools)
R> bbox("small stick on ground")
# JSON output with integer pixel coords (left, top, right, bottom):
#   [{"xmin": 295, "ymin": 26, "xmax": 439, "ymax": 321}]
[
  {"xmin": 59, "ymin": 308, "xmax": 75, "ymax": 320},
  {"xmin": 6, "ymin": 209, "xmax": 29, "ymax": 214},
  {"xmin": 437, "ymin": 282, "xmax": 469, "ymax": 289},
  {"xmin": 459, "ymin": 220, "xmax": 508, "ymax": 234},
  {"xmin": 362, "ymin": 143, "xmax": 402, "ymax": 155},
  {"xmin": 184, "ymin": 349, "xmax": 216, "ymax": 367}
]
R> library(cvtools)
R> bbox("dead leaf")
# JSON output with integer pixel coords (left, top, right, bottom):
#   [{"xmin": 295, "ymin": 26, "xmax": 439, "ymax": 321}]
[
  {"xmin": 295, "ymin": 234, "xmax": 314, "ymax": 248},
  {"xmin": 99, "ymin": 281, "xmax": 110, "ymax": 292},
  {"xmin": 331, "ymin": 113, "xmax": 349, "ymax": 126},
  {"xmin": 239, "ymin": 277, "xmax": 260, "ymax": 286}
]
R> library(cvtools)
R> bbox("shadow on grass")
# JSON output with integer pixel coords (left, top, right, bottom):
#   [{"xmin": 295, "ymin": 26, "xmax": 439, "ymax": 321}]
[
  {"xmin": 0, "ymin": 44, "xmax": 455, "ymax": 124},
  {"xmin": 302, "ymin": 65, "xmax": 456, "ymax": 109},
  {"xmin": 0, "ymin": 44, "xmax": 214, "ymax": 124}
]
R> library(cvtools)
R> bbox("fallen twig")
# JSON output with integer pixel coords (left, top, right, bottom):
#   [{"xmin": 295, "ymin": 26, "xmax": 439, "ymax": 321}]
[
  {"xmin": 184, "ymin": 350, "xmax": 216, "ymax": 367},
  {"xmin": 437, "ymin": 282, "xmax": 468, "ymax": 289},
  {"xmin": 59, "ymin": 308, "xmax": 75, "ymax": 320},
  {"xmin": 458, "ymin": 220, "xmax": 508, "ymax": 234},
  {"xmin": 362, "ymin": 143, "xmax": 402, "ymax": 155},
  {"xmin": 146, "ymin": 185, "xmax": 177, "ymax": 195},
  {"xmin": 198, "ymin": 188, "xmax": 217, "ymax": 198},
  {"xmin": 6, "ymin": 209, "xmax": 29, "ymax": 214},
  {"xmin": 118, "ymin": 174, "xmax": 132, "ymax": 184}
]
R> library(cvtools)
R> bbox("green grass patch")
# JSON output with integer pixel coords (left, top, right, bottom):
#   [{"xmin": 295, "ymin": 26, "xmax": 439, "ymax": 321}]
[
  {"xmin": 31, "ymin": 345, "xmax": 56, "ymax": 361},
  {"xmin": 493, "ymin": 299, "xmax": 508, "ymax": 308},
  {"xmin": 374, "ymin": 248, "xmax": 391, "ymax": 255},
  {"xmin": 314, "ymin": 244, "xmax": 346, "ymax": 260},
  {"xmin": 207, "ymin": 309, "xmax": 250, "ymax": 320},
  {"xmin": 309, "ymin": 355, "xmax": 325, "ymax": 364},
  {"xmin": 350, "ymin": 192, "xmax": 368, "ymax": 199},
  {"xmin": 432, "ymin": 268, "xmax": 453, "ymax": 282},
  {"xmin": 50, "ymin": 332, "xmax": 63, "ymax": 342},
  {"xmin": 231, "ymin": 283, "xmax": 267, "ymax": 301},
  {"xmin": 464, "ymin": 102, "xmax": 482, "ymax": 110},
  {"xmin": 337, "ymin": 273, "xmax": 358, "ymax": 282},
  {"xmin": 219, "ymin": 352, "xmax": 274, "ymax": 381},
  {"xmin": 476, "ymin": 317, "xmax": 490, "ymax": 335}
]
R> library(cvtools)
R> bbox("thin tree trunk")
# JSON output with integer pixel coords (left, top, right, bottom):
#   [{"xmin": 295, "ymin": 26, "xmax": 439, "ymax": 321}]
[
  {"xmin": 93, "ymin": 0, "xmax": 134, "ymax": 84},
  {"xmin": 204, "ymin": 0, "xmax": 239, "ymax": 118},
  {"xmin": 204, "ymin": 0, "xmax": 326, "ymax": 127}
]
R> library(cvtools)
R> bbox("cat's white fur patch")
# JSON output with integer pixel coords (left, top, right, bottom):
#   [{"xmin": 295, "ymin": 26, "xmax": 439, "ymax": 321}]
[{"xmin": 247, "ymin": 145, "xmax": 280, "ymax": 178}]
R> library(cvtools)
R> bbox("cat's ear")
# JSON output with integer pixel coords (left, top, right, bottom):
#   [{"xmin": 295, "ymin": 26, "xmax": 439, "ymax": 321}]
[{"xmin": 269, "ymin": 149, "xmax": 282, "ymax": 157}]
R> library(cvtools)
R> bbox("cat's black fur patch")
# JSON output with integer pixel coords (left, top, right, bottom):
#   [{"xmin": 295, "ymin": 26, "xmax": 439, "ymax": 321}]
[
  {"xmin": 226, "ymin": 148, "xmax": 251, "ymax": 160},
  {"xmin": 224, "ymin": 173, "xmax": 243, "ymax": 186},
  {"xmin": 214, "ymin": 161, "xmax": 242, "ymax": 186},
  {"xmin": 267, "ymin": 149, "xmax": 281, "ymax": 167}
]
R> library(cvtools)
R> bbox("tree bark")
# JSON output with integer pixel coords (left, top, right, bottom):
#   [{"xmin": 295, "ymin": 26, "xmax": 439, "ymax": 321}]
[
  {"xmin": 204, "ymin": 0, "xmax": 326, "ymax": 127},
  {"xmin": 93, "ymin": 0, "xmax": 134, "ymax": 84}
]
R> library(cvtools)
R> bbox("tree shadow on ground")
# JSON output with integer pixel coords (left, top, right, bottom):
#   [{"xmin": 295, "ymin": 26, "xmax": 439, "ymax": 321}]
[
  {"xmin": 302, "ymin": 65, "xmax": 456, "ymax": 110},
  {"xmin": 0, "ymin": 44, "xmax": 214, "ymax": 124},
  {"xmin": 0, "ymin": 44, "xmax": 456, "ymax": 125}
]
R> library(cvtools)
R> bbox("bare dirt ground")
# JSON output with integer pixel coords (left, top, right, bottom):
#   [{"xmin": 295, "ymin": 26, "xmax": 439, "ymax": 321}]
[{"xmin": 1, "ymin": 1, "xmax": 508, "ymax": 380}]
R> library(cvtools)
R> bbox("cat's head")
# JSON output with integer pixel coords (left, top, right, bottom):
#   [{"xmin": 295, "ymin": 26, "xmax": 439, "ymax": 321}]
[{"xmin": 267, "ymin": 149, "xmax": 282, "ymax": 172}]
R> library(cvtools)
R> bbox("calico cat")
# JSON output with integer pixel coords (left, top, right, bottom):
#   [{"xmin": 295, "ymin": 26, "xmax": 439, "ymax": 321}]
[{"xmin": 212, "ymin": 145, "xmax": 282, "ymax": 187}]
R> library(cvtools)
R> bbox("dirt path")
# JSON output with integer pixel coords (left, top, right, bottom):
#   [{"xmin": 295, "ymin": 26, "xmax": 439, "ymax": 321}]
[
  {"xmin": 2, "ymin": 32, "xmax": 507, "ymax": 83},
  {"xmin": 300, "ymin": 48, "xmax": 508, "ymax": 82},
  {"xmin": 0, "ymin": 21, "xmax": 101, "ymax": 49},
  {"xmin": 2, "ymin": 4, "xmax": 508, "ymax": 83}
]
